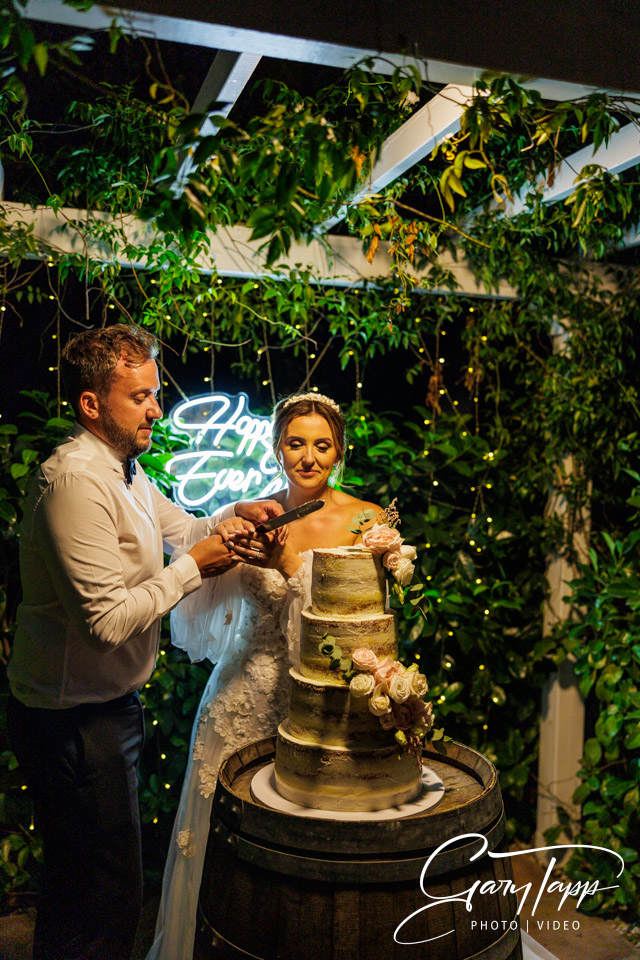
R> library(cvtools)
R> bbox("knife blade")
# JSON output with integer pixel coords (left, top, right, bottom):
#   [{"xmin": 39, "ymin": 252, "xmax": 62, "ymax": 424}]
[{"xmin": 256, "ymin": 499, "xmax": 325, "ymax": 533}]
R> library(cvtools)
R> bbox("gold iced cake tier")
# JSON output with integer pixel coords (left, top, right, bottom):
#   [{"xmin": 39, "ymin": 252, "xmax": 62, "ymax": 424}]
[
  {"xmin": 310, "ymin": 547, "xmax": 386, "ymax": 616},
  {"xmin": 287, "ymin": 668, "xmax": 389, "ymax": 748},
  {"xmin": 275, "ymin": 720, "xmax": 422, "ymax": 812},
  {"xmin": 300, "ymin": 609, "xmax": 396, "ymax": 682}
]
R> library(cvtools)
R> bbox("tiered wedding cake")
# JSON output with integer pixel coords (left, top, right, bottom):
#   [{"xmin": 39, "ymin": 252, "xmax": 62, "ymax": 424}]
[{"xmin": 274, "ymin": 547, "xmax": 424, "ymax": 812}]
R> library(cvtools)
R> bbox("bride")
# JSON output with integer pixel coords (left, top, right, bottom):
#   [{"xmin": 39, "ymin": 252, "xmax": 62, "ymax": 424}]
[{"xmin": 146, "ymin": 392, "xmax": 381, "ymax": 960}]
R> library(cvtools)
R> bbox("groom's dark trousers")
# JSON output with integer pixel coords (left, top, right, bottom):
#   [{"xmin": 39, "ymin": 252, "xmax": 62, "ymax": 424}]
[{"xmin": 7, "ymin": 690, "xmax": 145, "ymax": 960}]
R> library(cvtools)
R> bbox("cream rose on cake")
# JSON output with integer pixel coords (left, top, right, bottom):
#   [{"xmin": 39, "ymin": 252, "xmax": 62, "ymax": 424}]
[
  {"xmin": 410, "ymin": 670, "xmax": 428, "ymax": 697},
  {"xmin": 368, "ymin": 684, "xmax": 392, "ymax": 716},
  {"xmin": 349, "ymin": 672, "xmax": 376, "ymax": 698},
  {"xmin": 388, "ymin": 672, "xmax": 413, "ymax": 703}
]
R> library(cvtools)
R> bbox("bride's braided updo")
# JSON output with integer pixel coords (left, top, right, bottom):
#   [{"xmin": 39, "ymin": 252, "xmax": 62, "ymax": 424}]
[{"xmin": 272, "ymin": 392, "xmax": 346, "ymax": 474}]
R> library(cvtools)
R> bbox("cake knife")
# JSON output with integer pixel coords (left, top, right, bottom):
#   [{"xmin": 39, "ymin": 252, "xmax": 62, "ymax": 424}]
[{"xmin": 256, "ymin": 499, "xmax": 325, "ymax": 533}]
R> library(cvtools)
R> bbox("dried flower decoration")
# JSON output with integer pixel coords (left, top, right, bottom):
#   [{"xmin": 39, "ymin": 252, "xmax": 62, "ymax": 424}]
[{"xmin": 377, "ymin": 497, "xmax": 400, "ymax": 529}]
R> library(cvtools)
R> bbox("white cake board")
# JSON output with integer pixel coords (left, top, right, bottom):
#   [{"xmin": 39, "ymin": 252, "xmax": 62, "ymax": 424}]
[{"xmin": 250, "ymin": 763, "xmax": 445, "ymax": 821}]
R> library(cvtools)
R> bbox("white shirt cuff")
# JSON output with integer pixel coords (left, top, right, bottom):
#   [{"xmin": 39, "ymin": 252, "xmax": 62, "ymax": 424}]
[{"xmin": 172, "ymin": 551, "xmax": 202, "ymax": 596}]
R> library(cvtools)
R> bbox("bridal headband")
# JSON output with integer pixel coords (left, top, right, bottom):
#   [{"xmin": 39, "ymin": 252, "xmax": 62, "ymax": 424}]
[{"xmin": 279, "ymin": 392, "xmax": 341, "ymax": 413}]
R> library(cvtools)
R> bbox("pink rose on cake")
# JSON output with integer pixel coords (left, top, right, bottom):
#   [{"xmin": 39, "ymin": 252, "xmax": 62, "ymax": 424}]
[
  {"xmin": 361, "ymin": 523, "xmax": 403, "ymax": 555},
  {"xmin": 393, "ymin": 695, "xmax": 434, "ymax": 732},
  {"xmin": 383, "ymin": 551, "xmax": 415, "ymax": 587},
  {"xmin": 373, "ymin": 657, "xmax": 402, "ymax": 686},
  {"xmin": 351, "ymin": 647, "xmax": 379, "ymax": 672},
  {"xmin": 392, "ymin": 700, "xmax": 415, "ymax": 731},
  {"xmin": 379, "ymin": 711, "xmax": 397, "ymax": 730},
  {"xmin": 411, "ymin": 698, "xmax": 435, "ymax": 736}
]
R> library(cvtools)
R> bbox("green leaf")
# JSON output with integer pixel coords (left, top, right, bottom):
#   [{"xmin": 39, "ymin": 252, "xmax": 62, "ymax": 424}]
[
  {"xmin": 33, "ymin": 43, "xmax": 48, "ymax": 76},
  {"xmin": 583, "ymin": 738, "xmax": 602, "ymax": 766},
  {"xmin": 624, "ymin": 723, "xmax": 640, "ymax": 750}
]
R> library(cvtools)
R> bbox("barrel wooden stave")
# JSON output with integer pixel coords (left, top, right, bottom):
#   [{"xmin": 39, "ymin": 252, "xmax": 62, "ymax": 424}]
[{"xmin": 196, "ymin": 836, "xmax": 522, "ymax": 960}]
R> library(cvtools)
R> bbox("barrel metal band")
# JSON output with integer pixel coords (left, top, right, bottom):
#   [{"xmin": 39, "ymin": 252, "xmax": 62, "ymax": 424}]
[{"xmin": 210, "ymin": 807, "xmax": 506, "ymax": 882}]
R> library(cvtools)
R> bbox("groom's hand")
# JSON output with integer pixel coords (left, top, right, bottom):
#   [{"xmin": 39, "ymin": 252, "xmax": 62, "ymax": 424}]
[
  {"xmin": 188, "ymin": 535, "xmax": 240, "ymax": 579},
  {"xmin": 235, "ymin": 499, "xmax": 284, "ymax": 526}
]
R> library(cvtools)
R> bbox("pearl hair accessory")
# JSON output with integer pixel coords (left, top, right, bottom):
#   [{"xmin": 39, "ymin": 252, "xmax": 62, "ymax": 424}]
[{"xmin": 280, "ymin": 392, "xmax": 341, "ymax": 414}]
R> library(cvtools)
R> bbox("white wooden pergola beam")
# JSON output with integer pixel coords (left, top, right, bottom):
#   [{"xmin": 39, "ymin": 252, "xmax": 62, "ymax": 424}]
[
  {"xmin": 190, "ymin": 51, "xmax": 261, "ymax": 130},
  {"xmin": 321, "ymin": 85, "xmax": 474, "ymax": 231},
  {"xmin": 174, "ymin": 50, "xmax": 261, "ymax": 191},
  {"xmin": 0, "ymin": 201, "xmax": 517, "ymax": 299},
  {"xmin": 23, "ymin": 0, "xmax": 480, "ymax": 86}
]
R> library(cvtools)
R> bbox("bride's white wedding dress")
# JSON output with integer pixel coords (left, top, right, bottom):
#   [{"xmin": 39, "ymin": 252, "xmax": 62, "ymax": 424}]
[
  {"xmin": 146, "ymin": 558, "xmax": 309, "ymax": 960},
  {"xmin": 146, "ymin": 554, "xmax": 559, "ymax": 960}
]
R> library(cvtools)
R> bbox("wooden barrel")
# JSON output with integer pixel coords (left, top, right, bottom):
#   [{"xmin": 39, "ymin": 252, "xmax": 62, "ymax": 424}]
[{"xmin": 194, "ymin": 737, "xmax": 523, "ymax": 960}]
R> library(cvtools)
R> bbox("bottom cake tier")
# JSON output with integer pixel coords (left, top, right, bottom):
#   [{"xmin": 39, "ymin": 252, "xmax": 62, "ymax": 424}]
[{"xmin": 274, "ymin": 720, "xmax": 423, "ymax": 812}]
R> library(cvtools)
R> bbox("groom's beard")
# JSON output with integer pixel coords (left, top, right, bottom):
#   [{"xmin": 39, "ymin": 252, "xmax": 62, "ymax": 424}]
[{"xmin": 99, "ymin": 406, "xmax": 152, "ymax": 460}]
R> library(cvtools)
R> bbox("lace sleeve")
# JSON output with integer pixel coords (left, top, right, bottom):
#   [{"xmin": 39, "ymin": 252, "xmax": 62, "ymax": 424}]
[
  {"xmin": 279, "ymin": 550, "xmax": 313, "ymax": 668},
  {"xmin": 170, "ymin": 563, "xmax": 243, "ymax": 664}
]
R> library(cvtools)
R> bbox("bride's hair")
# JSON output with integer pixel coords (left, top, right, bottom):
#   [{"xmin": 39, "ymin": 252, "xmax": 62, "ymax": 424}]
[{"xmin": 272, "ymin": 394, "xmax": 346, "ymax": 476}]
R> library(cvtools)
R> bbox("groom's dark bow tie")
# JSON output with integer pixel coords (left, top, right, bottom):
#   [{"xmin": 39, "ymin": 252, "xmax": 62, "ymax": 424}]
[{"xmin": 124, "ymin": 458, "xmax": 137, "ymax": 486}]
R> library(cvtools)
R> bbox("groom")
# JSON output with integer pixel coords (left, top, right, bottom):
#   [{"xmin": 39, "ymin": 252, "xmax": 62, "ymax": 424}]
[{"xmin": 6, "ymin": 324, "xmax": 283, "ymax": 960}]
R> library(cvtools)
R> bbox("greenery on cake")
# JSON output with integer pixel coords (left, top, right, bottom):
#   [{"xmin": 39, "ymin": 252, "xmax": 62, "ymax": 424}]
[{"xmin": 319, "ymin": 636, "xmax": 445, "ymax": 763}]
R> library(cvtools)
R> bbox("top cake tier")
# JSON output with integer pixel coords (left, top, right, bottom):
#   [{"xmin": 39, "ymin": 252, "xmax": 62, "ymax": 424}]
[{"xmin": 311, "ymin": 547, "xmax": 386, "ymax": 616}]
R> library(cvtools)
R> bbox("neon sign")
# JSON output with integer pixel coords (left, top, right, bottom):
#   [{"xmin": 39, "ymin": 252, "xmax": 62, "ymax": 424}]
[{"xmin": 166, "ymin": 392, "xmax": 283, "ymax": 514}]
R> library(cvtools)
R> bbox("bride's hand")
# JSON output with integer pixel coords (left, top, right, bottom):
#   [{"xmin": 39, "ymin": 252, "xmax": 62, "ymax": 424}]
[
  {"xmin": 228, "ymin": 529, "xmax": 299, "ymax": 576},
  {"xmin": 214, "ymin": 517, "xmax": 256, "ymax": 550}
]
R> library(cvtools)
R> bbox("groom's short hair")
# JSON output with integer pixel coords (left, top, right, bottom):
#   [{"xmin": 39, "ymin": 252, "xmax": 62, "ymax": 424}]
[{"xmin": 61, "ymin": 324, "xmax": 159, "ymax": 415}]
